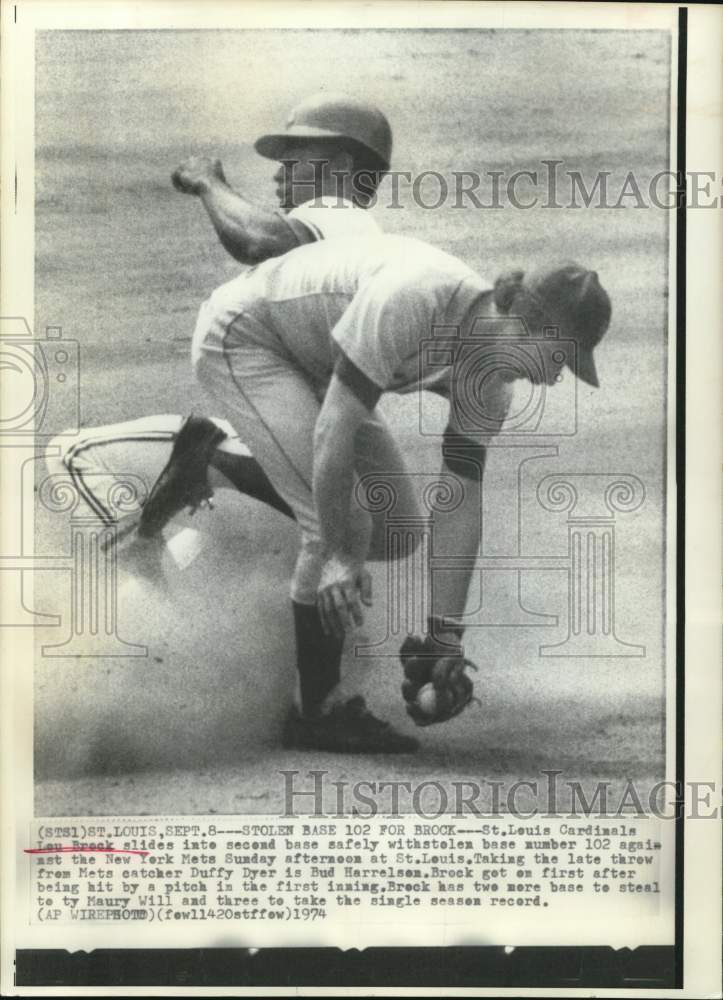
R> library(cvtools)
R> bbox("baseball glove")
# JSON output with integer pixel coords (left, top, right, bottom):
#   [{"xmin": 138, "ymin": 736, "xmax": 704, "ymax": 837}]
[{"xmin": 399, "ymin": 634, "xmax": 478, "ymax": 726}]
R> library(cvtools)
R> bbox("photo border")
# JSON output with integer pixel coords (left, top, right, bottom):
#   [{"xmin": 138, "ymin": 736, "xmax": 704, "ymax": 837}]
[{"xmin": 3, "ymin": 0, "xmax": 715, "ymax": 993}]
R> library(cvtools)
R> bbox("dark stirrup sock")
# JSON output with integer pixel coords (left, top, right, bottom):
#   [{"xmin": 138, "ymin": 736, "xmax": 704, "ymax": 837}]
[
  {"xmin": 209, "ymin": 450, "xmax": 295, "ymax": 520},
  {"xmin": 292, "ymin": 600, "xmax": 344, "ymax": 718}
]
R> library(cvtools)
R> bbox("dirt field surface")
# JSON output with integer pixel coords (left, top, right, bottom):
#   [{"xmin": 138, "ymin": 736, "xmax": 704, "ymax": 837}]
[{"xmin": 34, "ymin": 28, "xmax": 671, "ymax": 815}]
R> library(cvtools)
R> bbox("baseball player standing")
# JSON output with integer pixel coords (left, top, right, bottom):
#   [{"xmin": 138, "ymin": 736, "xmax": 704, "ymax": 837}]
[{"xmin": 161, "ymin": 230, "xmax": 611, "ymax": 754}]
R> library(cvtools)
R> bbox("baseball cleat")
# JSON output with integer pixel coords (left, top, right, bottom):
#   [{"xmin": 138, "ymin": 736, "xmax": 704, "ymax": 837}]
[
  {"xmin": 281, "ymin": 695, "xmax": 419, "ymax": 754},
  {"xmin": 137, "ymin": 415, "xmax": 227, "ymax": 538}
]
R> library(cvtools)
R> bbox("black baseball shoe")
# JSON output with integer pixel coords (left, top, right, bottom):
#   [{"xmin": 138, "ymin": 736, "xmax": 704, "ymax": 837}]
[
  {"xmin": 137, "ymin": 415, "xmax": 227, "ymax": 538},
  {"xmin": 282, "ymin": 696, "xmax": 419, "ymax": 754}
]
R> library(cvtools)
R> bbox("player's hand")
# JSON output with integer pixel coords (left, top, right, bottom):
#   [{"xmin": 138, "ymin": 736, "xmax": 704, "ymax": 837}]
[
  {"xmin": 171, "ymin": 156, "xmax": 226, "ymax": 195},
  {"xmin": 317, "ymin": 554, "xmax": 372, "ymax": 637}
]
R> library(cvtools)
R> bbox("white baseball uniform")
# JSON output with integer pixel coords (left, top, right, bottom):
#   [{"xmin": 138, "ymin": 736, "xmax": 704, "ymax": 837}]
[
  {"xmin": 192, "ymin": 232, "xmax": 507, "ymax": 604},
  {"xmin": 45, "ymin": 199, "xmax": 381, "ymax": 530},
  {"xmin": 284, "ymin": 195, "xmax": 382, "ymax": 243}
]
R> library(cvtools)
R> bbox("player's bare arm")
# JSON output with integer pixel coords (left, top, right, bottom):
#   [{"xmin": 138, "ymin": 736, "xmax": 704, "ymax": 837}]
[
  {"xmin": 392, "ymin": 403, "xmax": 489, "ymax": 726},
  {"xmin": 429, "ymin": 423, "xmax": 488, "ymax": 639},
  {"xmin": 313, "ymin": 357, "xmax": 381, "ymax": 637},
  {"xmin": 171, "ymin": 154, "xmax": 303, "ymax": 264}
]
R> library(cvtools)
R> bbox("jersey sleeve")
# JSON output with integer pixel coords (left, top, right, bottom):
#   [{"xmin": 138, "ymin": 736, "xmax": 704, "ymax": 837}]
[
  {"xmin": 286, "ymin": 196, "xmax": 381, "ymax": 242},
  {"xmin": 330, "ymin": 273, "xmax": 433, "ymax": 390}
]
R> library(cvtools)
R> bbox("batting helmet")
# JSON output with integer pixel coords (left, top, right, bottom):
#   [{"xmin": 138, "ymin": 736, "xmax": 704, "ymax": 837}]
[{"xmin": 254, "ymin": 93, "xmax": 392, "ymax": 170}]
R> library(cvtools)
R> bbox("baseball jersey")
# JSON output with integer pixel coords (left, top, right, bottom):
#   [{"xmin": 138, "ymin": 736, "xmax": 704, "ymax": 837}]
[
  {"xmin": 285, "ymin": 195, "xmax": 381, "ymax": 241},
  {"xmin": 194, "ymin": 234, "xmax": 508, "ymax": 413}
]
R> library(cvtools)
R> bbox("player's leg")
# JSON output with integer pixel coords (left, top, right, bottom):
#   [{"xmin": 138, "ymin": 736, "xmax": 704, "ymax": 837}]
[
  {"xmin": 44, "ymin": 435, "xmax": 110, "ymax": 521},
  {"xmin": 195, "ymin": 333, "xmax": 346, "ymax": 710},
  {"xmin": 136, "ymin": 414, "xmax": 298, "ymax": 536},
  {"xmin": 208, "ymin": 447, "xmax": 294, "ymax": 520},
  {"xmin": 45, "ymin": 418, "xmax": 185, "ymax": 527},
  {"xmin": 194, "ymin": 324, "xmax": 417, "ymax": 753},
  {"xmin": 44, "ymin": 420, "xmax": 181, "ymax": 581},
  {"xmin": 133, "ymin": 299, "xmax": 297, "ymax": 537},
  {"xmin": 48, "ymin": 414, "xmax": 294, "ymax": 544}
]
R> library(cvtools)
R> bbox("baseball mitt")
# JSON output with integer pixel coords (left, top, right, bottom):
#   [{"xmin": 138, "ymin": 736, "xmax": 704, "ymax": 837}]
[{"xmin": 399, "ymin": 634, "xmax": 478, "ymax": 726}]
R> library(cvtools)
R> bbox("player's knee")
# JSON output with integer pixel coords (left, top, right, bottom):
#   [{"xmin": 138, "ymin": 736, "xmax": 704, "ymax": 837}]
[{"xmin": 44, "ymin": 435, "xmax": 71, "ymax": 477}]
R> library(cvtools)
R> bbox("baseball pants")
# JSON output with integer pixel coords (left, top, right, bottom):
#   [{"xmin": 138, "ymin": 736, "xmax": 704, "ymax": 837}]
[{"xmin": 192, "ymin": 306, "xmax": 419, "ymax": 605}]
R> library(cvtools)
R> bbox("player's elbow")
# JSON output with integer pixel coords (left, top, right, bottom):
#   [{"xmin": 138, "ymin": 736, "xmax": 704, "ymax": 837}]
[
  {"xmin": 216, "ymin": 228, "xmax": 265, "ymax": 265},
  {"xmin": 242, "ymin": 219, "xmax": 299, "ymax": 264}
]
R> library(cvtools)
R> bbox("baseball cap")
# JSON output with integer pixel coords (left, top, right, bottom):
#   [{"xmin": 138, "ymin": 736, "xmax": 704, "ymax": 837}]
[
  {"xmin": 526, "ymin": 263, "xmax": 612, "ymax": 387},
  {"xmin": 254, "ymin": 93, "xmax": 393, "ymax": 169}
]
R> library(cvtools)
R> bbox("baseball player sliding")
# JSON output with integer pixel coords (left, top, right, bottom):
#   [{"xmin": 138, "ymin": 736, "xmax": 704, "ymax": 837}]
[
  {"xmin": 52, "ymin": 93, "xmax": 391, "ymax": 549},
  {"xmin": 170, "ymin": 92, "xmax": 391, "ymax": 261}
]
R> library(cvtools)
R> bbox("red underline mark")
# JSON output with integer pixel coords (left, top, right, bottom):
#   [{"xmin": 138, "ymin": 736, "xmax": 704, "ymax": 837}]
[{"xmin": 25, "ymin": 846, "xmax": 149, "ymax": 857}]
